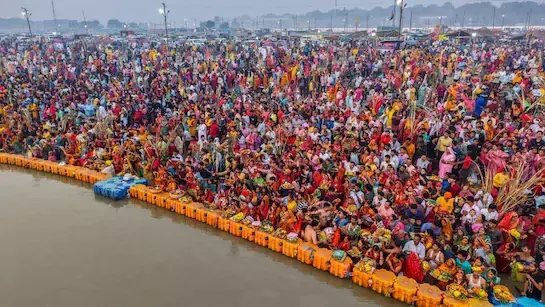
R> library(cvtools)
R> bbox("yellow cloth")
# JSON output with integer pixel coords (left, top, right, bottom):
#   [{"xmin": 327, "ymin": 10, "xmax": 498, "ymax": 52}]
[
  {"xmin": 287, "ymin": 200, "xmax": 297, "ymax": 212},
  {"xmin": 436, "ymin": 196, "xmax": 454, "ymax": 213}
]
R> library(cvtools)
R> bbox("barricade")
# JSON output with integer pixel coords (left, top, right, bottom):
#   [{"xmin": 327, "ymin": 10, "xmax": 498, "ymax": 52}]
[
  {"xmin": 0, "ymin": 153, "xmax": 8, "ymax": 164},
  {"xmin": 217, "ymin": 217, "xmax": 230, "ymax": 232},
  {"xmin": 7, "ymin": 155, "xmax": 16, "ymax": 165},
  {"xmin": 352, "ymin": 268, "xmax": 373, "ymax": 288},
  {"xmin": 21, "ymin": 157, "xmax": 32, "ymax": 169},
  {"xmin": 268, "ymin": 236, "xmax": 284, "ymax": 252},
  {"xmin": 415, "ymin": 283, "xmax": 443, "ymax": 307},
  {"xmin": 313, "ymin": 248, "xmax": 332, "ymax": 271},
  {"xmin": 241, "ymin": 225, "xmax": 255, "ymax": 241},
  {"xmin": 281, "ymin": 240, "xmax": 299, "ymax": 258},
  {"xmin": 195, "ymin": 207, "xmax": 208, "ymax": 223},
  {"xmin": 14, "ymin": 155, "xmax": 24, "ymax": 167},
  {"xmin": 371, "ymin": 269, "xmax": 396, "ymax": 295},
  {"xmin": 185, "ymin": 203, "xmax": 199, "ymax": 219},
  {"xmin": 206, "ymin": 211, "xmax": 219, "ymax": 228},
  {"xmin": 229, "ymin": 221, "xmax": 243, "ymax": 237},
  {"xmin": 329, "ymin": 257, "xmax": 353, "ymax": 278},
  {"xmin": 155, "ymin": 193, "xmax": 169, "ymax": 209},
  {"xmin": 297, "ymin": 243, "xmax": 316, "ymax": 265},
  {"xmin": 254, "ymin": 230, "xmax": 270, "ymax": 247},
  {"xmin": 146, "ymin": 190, "xmax": 160, "ymax": 205},
  {"xmin": 166, "ymin": 199, "xmax": 178, "ymax": 211},
  {"xmin": 392, "ymin": 276, "xmax": 419, "ymax": 304},
  {"xmin": 443, "ymin": 296, "xmax": 469, "ymax": 307},
  {"xmin": 28, "ymin": 159, "xmax": 40, "ymax": 170},
  {"xmin": 177, "ymin": 202, "xmax": 188, "ymax": 215}
]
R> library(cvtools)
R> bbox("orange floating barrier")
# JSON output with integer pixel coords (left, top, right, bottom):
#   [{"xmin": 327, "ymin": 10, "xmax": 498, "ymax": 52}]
[
  {"xmin": 371, "ymin": 269, "xmax": 396, "ymax": 295},
  {"xmin": 206, "ymin": 211, "xmax": 219, "ymax": 228},
  {"xmin": 392, "ymin": 276, "xmax": 419, "ymax": 304},
  {"xmin": 63, "ymin": 165, "xmax": 80, "ymax": 177},
  {"xmin": 49, "ymin": 163, "xmax": 59, "ymax": 174},
  {"xmin": 165, "ymin": 198, "xmax": 178, "ymax": 211},
  {"xmin": 14, "ymin": 156, "xmax": 23, "ymax": 167},
  {"xmin": 282, "ymin": 240, "xmax": 299, "ymax": 258},
  {"xmin": 352, "ymin": 268, "xmax": 374, "ymax": 288},
  {"xmin": 136, "ymin": 185, "xmax": 148, "ymax": 201},
  {"xmin": 7, "ymin": 155, "xmax": 16, "ymax": 165},
  {"xmin": 415, "ymin": 283, "xmax": 443, "ymax": 307},
  {"xmin": 268, "ymin": 236, "xmax": 284, "ymax": 252},
  {"xmin": 146, "ymin": 191, "xmax": 160, "ymax": 206},
  {"xmin": 195, "ymin": 207, "xmax": 209, "ymax": 222},
  {"xmin": 313, "ymin": 248, "xmax": 332, "ymax": 271},
  {"xmin": 443, "ymin": 296, "xmax": 469, "ymax": 307},
  {"xmin": 43, "ymin": 161, "xmax": 53, "ymax": 173},
  {"xmin": 74, "ymin": 169, "xmax": 85, "ymax": 181},
  {"xmin": 254, "ymin": 230, "xmax": 270, "ymax": 247},
  {"xmin": 0, "ymin": 153, "xmax": 7, "ymax": 164},
  {"xmin": 29, "ymin": 159, "xmax": 40, "ymax": 170},
  {"xmin": 128, "ymin": 186, "xmax": 139, "ymax": 198},
  {"xmin": 329, "ymin": 257, "xmax": 353, "ymax": 278},
  {"xmin": 217, "ymin": 217, "xmax": 230, "ymax": 231},
  {"xmin": 178, "ymin": 202, "xmax": 188, "ymax": 215},
  {"xmin": 229, "ymin": 222, "xmax": 243, "ymax": 237},
  {"xmin": 185, "ymin": 203, "xmax": 198, "ymax": 219},
  {"xmin": 21, "ymin": 158, "xmax": 32, "ymax": 169},
  {"xmin": 297, "ymin": 243, "xmax": 317, "ymax": 265},
  {"xmin": 241, "ymin": 225, "xmax": 256, "ymax": 241},
  {"xmin": 155, "ymin": 193, "xmax": 169, "ymax": 208},
  {"xmin": 57, "ymin": 165, "xmax": 69, "ymax": 176}
]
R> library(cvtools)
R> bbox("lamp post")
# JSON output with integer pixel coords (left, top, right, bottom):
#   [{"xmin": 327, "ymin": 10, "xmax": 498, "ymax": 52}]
[
  {"xmin": 21, "ymin": 7, "xmax": 32, "ymax": 37},
  {"xmin": 397, "ymin": 0, "xmax": 405, "ymax": 41},
  {"xmin": 501, "ymin": 14, "xmax": 505, "ymax": 29},
  {"xmin": 159, "ymin": 3, "xmax": 170, "ymax": 48},
  {"xmin": 307, "ymin": 20, "xmax": 310, "ymax": 31}
]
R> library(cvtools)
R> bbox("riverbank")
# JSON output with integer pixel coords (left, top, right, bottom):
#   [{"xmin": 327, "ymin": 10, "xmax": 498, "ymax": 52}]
[{"xmin": 0, "ymin": 153, "xmax": 493, "ymax": 307}]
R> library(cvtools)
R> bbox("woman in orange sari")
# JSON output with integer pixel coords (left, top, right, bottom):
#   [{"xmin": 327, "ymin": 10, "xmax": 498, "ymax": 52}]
[{"xmin": 440, "ymin": 217, "xmax": 454, "ymax": 243}]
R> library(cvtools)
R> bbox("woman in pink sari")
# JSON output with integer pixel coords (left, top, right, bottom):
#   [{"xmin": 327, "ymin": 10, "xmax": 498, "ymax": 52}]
[
  {"xmin": 486, "ymin": 144, "xmax": 509, "ymax": 174},
  {"xmin": 438, "ymin": 147, "xmax": 456, "ymax": 179}
]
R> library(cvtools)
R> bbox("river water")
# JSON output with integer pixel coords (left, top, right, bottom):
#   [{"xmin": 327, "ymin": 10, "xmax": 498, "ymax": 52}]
[{"xmin": 0, "ymin": 166, "xmax": 403, "ymax": 307}]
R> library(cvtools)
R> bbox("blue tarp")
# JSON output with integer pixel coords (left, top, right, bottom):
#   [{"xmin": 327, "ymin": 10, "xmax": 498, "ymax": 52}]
[
  {"xmin": 494, "ymin": 297, "xmax": 545, "ymax": 307},
  {"xmin": 93, "ymin": 176, "xmax": 147, "ymax": 201}
]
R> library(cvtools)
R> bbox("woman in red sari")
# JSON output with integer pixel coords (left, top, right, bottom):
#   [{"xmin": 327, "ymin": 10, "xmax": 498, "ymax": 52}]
[{"xmin": 404, "ymin": 252, "xmax": 424, "ymax": 283}]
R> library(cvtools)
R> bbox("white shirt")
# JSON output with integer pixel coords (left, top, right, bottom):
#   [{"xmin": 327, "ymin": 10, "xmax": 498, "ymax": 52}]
[
  {"xmin": 480, "ymin": 209, "xmax": 499, "ymax": 222},
  {"xmin": 403, "ymin": 240, "xmax": 426, "ymax": 259}
]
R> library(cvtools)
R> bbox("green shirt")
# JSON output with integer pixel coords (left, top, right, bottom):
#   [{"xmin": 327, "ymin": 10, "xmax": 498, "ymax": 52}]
[{"xmin": 456, "ymin": 258, "xmax": 472, "ymax": 274}]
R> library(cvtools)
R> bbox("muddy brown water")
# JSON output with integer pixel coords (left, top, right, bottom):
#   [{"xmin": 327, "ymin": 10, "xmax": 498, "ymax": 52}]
[{"xmin": 0, "ymin": 166, "xmax": 405, "ymax": 307}]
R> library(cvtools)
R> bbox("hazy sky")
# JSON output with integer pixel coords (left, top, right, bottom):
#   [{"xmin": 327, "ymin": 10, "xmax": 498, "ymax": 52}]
[{"xmin": 6, "ymin": 0, "xmax": 477, "ymax": 23}]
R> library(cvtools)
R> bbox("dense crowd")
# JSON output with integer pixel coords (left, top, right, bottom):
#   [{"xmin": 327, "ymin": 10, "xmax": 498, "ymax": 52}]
[{"xmin": 1, "ymin": 34, "xmax": 545, "ymax": 301}]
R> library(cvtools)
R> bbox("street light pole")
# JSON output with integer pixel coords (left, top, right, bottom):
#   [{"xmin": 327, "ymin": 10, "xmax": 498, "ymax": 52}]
[
  {"xmin": 501, "ymin": 14, "xmax": 505, "ymax": 29},
  {"xmin": 397, "ymin": 0, "xmax": 405, "ymax": 41},
  {"xmin": 159, "ymin": 3, "xmax": 170, "ymax": 49},
  {"xmin": 492, "ymin": 7, "xmax": 496, "ymax": 29},
  {"xmin": 21, "ymin": 7, "xmax": 32, "ymax": 37}
]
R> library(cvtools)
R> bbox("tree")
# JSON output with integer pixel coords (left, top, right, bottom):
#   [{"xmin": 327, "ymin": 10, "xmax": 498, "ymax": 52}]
[
  {"xmin": 219, "ymin": 22, "xmax": 230, "ymax": 29},
  {"xmin": 200, "ymin": 20, "xmax": 215, "ymax": 29},
  {"xmin": 107, "ymin": 19, "xmax": 123, "ymax": 29},
  {"xmin": 87, "ymin": 20, "xmax": 103, "ymax": 29}
]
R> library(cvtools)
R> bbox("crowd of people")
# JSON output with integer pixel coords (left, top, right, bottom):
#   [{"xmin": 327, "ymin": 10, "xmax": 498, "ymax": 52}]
[{"xmin": 1, "ymin": 34, "xmax": 545, "ymax": 301}]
